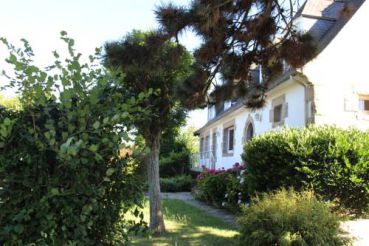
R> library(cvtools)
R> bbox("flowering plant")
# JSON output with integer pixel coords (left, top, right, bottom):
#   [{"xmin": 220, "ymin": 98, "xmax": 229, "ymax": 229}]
[{"xmin": 194, "ymin": 162, "xmax": 249, "ymax": 211}]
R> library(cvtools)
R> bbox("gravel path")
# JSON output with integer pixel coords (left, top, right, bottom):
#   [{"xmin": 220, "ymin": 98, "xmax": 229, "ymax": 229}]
[
  {"xmin": 161, "ymin": 192, "xmax": 239, "ymax": 228},
  {"xmin": 161, "ymin": 192, "xmax": 369, "ymax": 245},
  {"xmin": 342, "ymin": 219, "xmax": 369, "ymax": 246}
]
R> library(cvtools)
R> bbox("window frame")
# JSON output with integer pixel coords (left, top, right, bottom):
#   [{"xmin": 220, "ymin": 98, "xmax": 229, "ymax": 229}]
[
  {"xmin": 270, "ymin": 94, "xmax": 288, "ymax": 128},
  {"xmin": 222, "ymin": 120, "xmax": 235, "ymax": 157},
  {"xmin": 227, "ymin": 127, "xmax": 234, "ymax": 152},
  {"xmin": 359, "ymin": 96, "xmax": 369, "ymax": 113}
]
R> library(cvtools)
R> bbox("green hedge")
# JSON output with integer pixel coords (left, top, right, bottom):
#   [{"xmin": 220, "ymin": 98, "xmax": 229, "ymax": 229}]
[
  {"xmin": 242, "ymin": 126, "xmax": 369, "ymax": 215},
  {"xmin": 237, "ymin": 188, "xmax": 350, "ymax": 246},
  {"xmin": 160, "ymin": 175, "xmax": 193, "ymax": 192},
  {"xmin": 160, "ymin": 150, "xmax": 191, "ymax": 178}
]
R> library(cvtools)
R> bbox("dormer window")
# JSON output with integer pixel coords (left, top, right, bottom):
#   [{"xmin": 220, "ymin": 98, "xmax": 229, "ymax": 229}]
[
  {"xmin": 208, "ymin": 105, "xmax": 215, "ymax": 120},
  {"xmin": 224, "ymin": 101, "xmax": 232, "ymax": 110}
]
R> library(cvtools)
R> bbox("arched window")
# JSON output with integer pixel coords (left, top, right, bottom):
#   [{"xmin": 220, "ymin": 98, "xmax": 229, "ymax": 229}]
[
  {"xmin": 245, "ymin": 123, "xmax": 254, "ymax": 142},
  {"xmin": 243, "ymin": 115, "xmax": 255, "ymax": 144}
]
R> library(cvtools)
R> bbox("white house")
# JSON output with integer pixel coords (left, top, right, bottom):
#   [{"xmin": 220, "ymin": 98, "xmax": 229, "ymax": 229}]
[{"xmin": 192, "ymin": 0, "xmax": 369, "ymax": 170}]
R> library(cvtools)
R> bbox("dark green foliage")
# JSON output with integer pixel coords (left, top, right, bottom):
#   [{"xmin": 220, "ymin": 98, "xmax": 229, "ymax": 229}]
[
  {"xmin": 223, "ymin": 173, "xmax": 249, "ymax": 213},
  {"xmin": 160, "ymin": 151, "xmax": 191, "ymax": 178},
  {"xmin": 243, "ymin": 126, "xmax": 369, "ymax": 215},
  {"xmin": 0, "ymin": 33, "xmax": 143, "ymax": 245},
  {"xmin": 196, "ymin": 172, "xmax": 229, "ymax": 207},
  {"xmin": 159, "ymin": 120, "xmax": 191, "ymax": 178},
  {"xmin": 104, "ymin": 30, "xmax": 193, "ymax": 139},
  {"xmin": 157, "ymin": 1, "xmax": 318, "ymax": 108},
  {"xmin": 160, "ymin": 175, "xmax": 193, "ymax": 192},
  {"xmin": 237, "ymin": 189, "xmax": 351, "ymax": 246}
]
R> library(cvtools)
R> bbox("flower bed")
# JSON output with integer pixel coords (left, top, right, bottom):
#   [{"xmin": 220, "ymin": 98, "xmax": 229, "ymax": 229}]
[{"xmin": 194, "ymin": 163, "xmax": 249, "ymax": 212}]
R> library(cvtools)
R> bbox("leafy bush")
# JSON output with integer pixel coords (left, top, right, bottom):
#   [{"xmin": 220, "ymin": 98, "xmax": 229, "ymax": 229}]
[
  {"xmin": 237, "ymin": 189, "xmax": 351, "ymax": 246},
  {"xmin": 0, "ymin": 34, "xmax": 144, "ymax": 245},
  {"xmin": 160, "ymin": 150, "xmax": 191, "ymax": 177},
  {"xmin": 160, "ymin": 175, "xmax": 193, "ymax": 192},
  {"xmin": 195, "ymin": 163, "xmax": 248, "ymax": 210},
  {"xmin": 159, "ymin": 125, "xmax": 196, "ymax": 178},
  {"xmin": 243, "ymin": 126, "xmax": 369, "ymax": 215}
]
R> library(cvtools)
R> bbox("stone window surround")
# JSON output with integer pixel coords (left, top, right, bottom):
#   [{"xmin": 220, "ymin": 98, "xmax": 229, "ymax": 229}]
[
  {"xmin": 222, "ymin": 119, "xmax": 235, "ymax": 157},
  {"xmin": 270, "ymin": 94, "xmax": 288, "ymax": 128}
]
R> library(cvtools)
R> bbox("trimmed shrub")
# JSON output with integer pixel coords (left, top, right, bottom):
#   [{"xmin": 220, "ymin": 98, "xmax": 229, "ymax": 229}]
[
  {"xmin": 160, "ymin": 175, "xmax": 193, "ymax": 192},
  {"xmin": 237, "ymin": 189, "xmax": 351, "ymax": 246},
  {"xmin": 242, "ymin": 126, "xmax": 369, "ymax": 215}
]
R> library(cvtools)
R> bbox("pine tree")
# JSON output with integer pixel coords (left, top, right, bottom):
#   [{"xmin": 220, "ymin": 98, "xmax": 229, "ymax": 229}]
[
  {"xmin": 156, "ymin": 0, "xmax": 317, "ymax": 108},
  {"xmin": 104, "ymin": 30, "xmax": 193, "ymax": 234}
]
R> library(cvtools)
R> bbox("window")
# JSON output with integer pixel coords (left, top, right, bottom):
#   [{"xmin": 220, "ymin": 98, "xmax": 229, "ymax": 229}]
[
  {"xmin": 211, "ymin": 132, "xmax": 217, "ymax": 153},
  {"xmin": 204, "ymin": 135, "xmax": 210, "ymax": 152},
  {"xmin": 245, "ymin": 123, "xmax": 254, "ymax": 142},
  {"xmin": 224, "ymin": 101, "xmax": 232, "ymax": 110},
  {"xmin": 270, "ymin": 95, "xmax": 288, "ymax": 127},
  {"xmin": 359, "ymin": 99, "xmax": 369, "ymax": 111},
  {"xmin": 273, "ymin": 104, "xmax": 283, "ymax": 123},
  {"xmin": 223, "ymin": 126, "xmax": 235, "ymax": 156},
  {"xmin": 200, "ymin": 137, "xmax": 204, "ymax": 153},
  {"xmin": 208, "ymin": 105, "xmax": 215, "ymax": 120},
  {"xmin": 228, "ymin": 128, "xmax": 234, "ymax": 151}
]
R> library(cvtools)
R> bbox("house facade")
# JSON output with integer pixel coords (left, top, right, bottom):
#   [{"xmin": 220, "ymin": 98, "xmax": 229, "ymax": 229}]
[{"xmin": 192, "ymin": 0, "xmax": 369, "ymax": 170}]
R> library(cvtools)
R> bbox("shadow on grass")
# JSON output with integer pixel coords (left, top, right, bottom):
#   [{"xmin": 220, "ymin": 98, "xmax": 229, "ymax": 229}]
[{"xmin": 129, "ymin": 199, "xmax": 239, "ymax": 246}]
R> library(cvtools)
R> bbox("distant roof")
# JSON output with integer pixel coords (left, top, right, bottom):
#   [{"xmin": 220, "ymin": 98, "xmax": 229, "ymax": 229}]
[{"xmin": 195, "ymin": 0, "xmax": 365, "ymax": 134}]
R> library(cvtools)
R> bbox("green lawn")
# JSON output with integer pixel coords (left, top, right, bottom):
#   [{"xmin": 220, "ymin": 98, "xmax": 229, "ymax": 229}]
[{"xmin": 128, "ymin": 199, "xmax": 239, "ymax": 246}]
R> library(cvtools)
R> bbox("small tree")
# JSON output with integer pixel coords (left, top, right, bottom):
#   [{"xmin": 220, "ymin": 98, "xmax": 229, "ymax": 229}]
[
  {"xmin": 104, "ymin": 30, "xmax": 193, "ymax": 234},
  {"xmin": 0, "ymin": 33, "xmax": 144, "ymax": 245},
  {"xmin": 156, "ymin": 0, "xmax": 317, "ymax": 108}
]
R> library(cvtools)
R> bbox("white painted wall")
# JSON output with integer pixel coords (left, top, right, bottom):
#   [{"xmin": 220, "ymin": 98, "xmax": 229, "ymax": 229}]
[
  {"xmin": 303, "ymin": 0, "xmax": 369, "ymax": 130},
  {"xmin": 197, "ymin": 1, "xmax": 369, "ymax": 169},
  {"xmin": 198, "ymin": 80, "xmax": 306, "ymax": 169}
]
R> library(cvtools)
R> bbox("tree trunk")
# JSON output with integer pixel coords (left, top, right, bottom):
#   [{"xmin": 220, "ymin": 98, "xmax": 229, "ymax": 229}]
[{"xmin": 146, "ymin": 134, "xmax": 165, "ymax": 234}]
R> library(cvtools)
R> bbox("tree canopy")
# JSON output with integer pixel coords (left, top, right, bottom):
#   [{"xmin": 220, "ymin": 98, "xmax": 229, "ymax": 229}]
[{"xmin": 156, "ymin": 0, "xmax": 317, "ymax": 108}]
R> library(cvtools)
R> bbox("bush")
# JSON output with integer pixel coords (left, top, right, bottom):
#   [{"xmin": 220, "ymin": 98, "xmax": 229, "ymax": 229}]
[
  {"xmin": 237, "ymin": 189, "xmax": 351, "ymax": 246},
  {"xmin": 160, "ymin": 150, "xmax": 191, "ymax": 177},
  {"xmin": 242, "ymin": 126, "xmax": 369, "ymax": 215},
  {"xmin": 195, "ymin": 163, "xmax": 248, "ymax": 210},
  {"xmin": 160, "ymin": 175, "xmax": 193, "ymax": 192},
  {"xmin": 0, "ymin": 34, "xmax": 143, "ymax": 245}
]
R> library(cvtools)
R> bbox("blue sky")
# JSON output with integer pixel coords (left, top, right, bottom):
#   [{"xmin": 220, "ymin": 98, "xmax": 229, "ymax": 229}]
[{"xmin": 0, "ymin": 0, "xmax": 206, "ymax": 128}]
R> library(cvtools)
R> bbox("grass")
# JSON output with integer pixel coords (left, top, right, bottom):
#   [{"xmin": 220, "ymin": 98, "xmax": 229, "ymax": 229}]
[{"xmin": 128, "ymin": 199, "xmax": 239, "ymax": 246}]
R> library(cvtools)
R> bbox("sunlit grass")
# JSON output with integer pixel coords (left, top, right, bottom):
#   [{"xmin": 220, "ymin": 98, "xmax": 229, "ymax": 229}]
[{"xmin": 128, "ymin": 199, "xmax": 239, "ymax": 246}]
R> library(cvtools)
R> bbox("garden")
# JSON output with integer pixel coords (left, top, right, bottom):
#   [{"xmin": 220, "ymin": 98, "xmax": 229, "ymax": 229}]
[{"xmin": 1, "ymin": 0, "xmax": 369, "ymax": 245}]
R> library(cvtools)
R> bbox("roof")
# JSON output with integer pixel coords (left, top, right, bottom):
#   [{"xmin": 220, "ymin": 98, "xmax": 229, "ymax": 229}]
[{"xmin": 195, "ymin": 0, "xmax": 365, "ymax": 135}]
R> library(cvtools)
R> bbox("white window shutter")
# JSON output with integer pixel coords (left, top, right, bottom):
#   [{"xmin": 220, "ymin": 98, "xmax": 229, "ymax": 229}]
[{"xmin": 282, "ymin": 103, "xmax": 288, "ymax": 118}]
